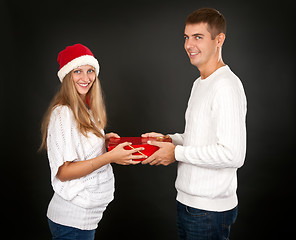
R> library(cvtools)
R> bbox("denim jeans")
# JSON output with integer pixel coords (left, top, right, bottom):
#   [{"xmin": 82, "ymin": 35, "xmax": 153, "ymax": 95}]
[
  {"xmin": 48, "ymin": 218, "xmax": 96, "ymax": 240},
  {"xmin": 176, "ymin": 201, "xmax": 238, "ymax": 240}
]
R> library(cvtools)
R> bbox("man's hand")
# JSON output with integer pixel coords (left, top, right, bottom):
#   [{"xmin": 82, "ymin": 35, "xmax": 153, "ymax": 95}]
[
  {"xmin": 141, "ymin": 132, "xmax": 164, "ymax": 138},
  {"xmin": 141, "ymin": 141, "xmax": 176, "ymax": 166}
]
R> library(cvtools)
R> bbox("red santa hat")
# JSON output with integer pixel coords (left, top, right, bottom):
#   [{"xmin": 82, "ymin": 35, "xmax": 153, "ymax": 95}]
[{"xmin": 57, "ymin": 43, "xmax": 100, "ymax": 82}]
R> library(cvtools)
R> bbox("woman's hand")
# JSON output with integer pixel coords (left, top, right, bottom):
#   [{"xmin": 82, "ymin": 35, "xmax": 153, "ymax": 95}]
[
  {"xmin": 105, "ymin": 132, "xmax": 120, "ymax": 146},
  {"xmin": 107, "ymin": 142, "xmax": 147, "ymax": 165}
]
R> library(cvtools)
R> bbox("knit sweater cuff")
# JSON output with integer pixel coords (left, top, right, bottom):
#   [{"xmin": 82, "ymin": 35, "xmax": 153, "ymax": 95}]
[
  {"xmin": 175, "ymin": 145, "xmax": 187, "ymax": 163},
  {"xmin": 168, "ymin": 133, "xmax": 184, "ymax": 146}
]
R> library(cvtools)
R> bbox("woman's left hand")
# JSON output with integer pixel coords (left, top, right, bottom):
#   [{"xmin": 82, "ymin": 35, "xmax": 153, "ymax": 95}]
[{"xmin": 105, "ymin": 132, "xmax": 120, "ymax": 146}]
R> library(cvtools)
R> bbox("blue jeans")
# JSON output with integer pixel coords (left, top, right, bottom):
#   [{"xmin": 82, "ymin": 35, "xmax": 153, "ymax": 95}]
[
  {"xmin": 48, "ymin": 218, "xmax": 96, "ymax": 240},
  {"xmin": 176, "ymin": 201, "xmax": 238, "ymax": 240}
]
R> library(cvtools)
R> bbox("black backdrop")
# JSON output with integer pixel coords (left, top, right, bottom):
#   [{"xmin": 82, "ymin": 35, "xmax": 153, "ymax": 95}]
[{"xmin": 2, "ymin": 0, "xmax": 295, "ymax": 239}]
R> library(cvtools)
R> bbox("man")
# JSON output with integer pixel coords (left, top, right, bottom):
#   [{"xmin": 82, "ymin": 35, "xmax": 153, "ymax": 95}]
[{"xmin": 142, "ymin": 8, "xmax": 247, "ymax": 240}]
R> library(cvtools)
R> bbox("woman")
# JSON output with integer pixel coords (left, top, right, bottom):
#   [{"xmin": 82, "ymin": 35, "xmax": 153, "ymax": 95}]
[{"xmin": 40, "ymin": 43, "xmax": 145, "ymax": 239}]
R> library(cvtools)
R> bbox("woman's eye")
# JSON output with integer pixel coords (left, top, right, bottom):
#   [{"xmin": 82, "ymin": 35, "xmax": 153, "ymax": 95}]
[
  {"xmin": 74, "ymin": 70, "xmax": 81, "ymax": 74},
  {"xmin": 88, "ymin": 69, "xmax": 94, "ymax": 73}
]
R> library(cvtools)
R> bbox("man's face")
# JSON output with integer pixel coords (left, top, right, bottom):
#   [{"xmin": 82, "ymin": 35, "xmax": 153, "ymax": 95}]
[{"xmin": 184, "ymin": 23, "xmax": 219, "ymax": 69}]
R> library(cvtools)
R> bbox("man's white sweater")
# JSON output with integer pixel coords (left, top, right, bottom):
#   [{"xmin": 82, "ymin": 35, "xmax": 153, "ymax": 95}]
[{"xmin": 170, "ymin": 65, "xmax": 247, "ymax": 212}]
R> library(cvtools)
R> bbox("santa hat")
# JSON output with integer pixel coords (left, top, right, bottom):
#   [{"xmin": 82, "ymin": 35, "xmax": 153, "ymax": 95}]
[{"xmin": 57, "ymin": 43, "xmax": 100, "ymax": 82}]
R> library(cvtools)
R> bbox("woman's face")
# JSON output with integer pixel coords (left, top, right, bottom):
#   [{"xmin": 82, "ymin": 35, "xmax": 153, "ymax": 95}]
[{"xmin": 71, "ymin": 65, "xmax": 96, "ymax": 99}]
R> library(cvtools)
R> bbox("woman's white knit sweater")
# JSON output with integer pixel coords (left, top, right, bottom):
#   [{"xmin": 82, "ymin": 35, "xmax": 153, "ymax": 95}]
[
  {"xmin": 46, "ymin": 105, "xmax": 114, "ymax": 230},
  {"xmin": 170, "ymin": 65, "xmax": 247, "ymax": 212}
]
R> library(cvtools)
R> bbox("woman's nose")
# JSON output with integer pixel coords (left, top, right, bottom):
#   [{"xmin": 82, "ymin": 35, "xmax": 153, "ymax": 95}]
[{"xmin": 80, "ymin": 72, "xmax": 89, "ymax": 82}]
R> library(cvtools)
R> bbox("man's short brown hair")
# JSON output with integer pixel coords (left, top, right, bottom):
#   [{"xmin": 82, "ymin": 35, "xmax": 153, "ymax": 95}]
[{"xmin": 185, "ymin": 8, "xmax": 226, "ymax": 40}]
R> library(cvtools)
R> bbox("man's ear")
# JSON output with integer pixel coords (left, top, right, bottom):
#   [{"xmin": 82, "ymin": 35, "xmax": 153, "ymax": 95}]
[{"xmin": 216, "ymin": 33, "xmax": 226, "ymax": 47}]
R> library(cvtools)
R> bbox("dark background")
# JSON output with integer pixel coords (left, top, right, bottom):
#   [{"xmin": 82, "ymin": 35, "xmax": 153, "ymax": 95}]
[{"xmin": 2, "ymin": 0, "xmax": 295, "ymax": 239}]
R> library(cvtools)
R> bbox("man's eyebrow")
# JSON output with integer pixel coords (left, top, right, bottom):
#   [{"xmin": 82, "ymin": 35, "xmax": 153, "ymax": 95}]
[
  {"xmin": 192, "ymin": 33, "xmax": 204, "ymax": 37},
  {"xmin": 183, "ymin": 33, "xmax": 205, "ymax": 37}
]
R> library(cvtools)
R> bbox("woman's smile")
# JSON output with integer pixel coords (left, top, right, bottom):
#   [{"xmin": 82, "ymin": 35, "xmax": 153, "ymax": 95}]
[{"xmin": 72, "ymin": 65, "xmax": 96, "ymax": 97}]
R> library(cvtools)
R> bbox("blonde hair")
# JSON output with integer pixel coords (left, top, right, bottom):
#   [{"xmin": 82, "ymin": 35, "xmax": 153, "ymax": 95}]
[{"xmin": 40, "ymin": 71, "xmax": 107, "ymax": 150}]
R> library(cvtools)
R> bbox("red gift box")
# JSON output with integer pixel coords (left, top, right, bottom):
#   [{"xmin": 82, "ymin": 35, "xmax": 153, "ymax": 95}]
[{"xmin": 107, "ymin": 136, "xmax": 172, "ymax": 161}]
